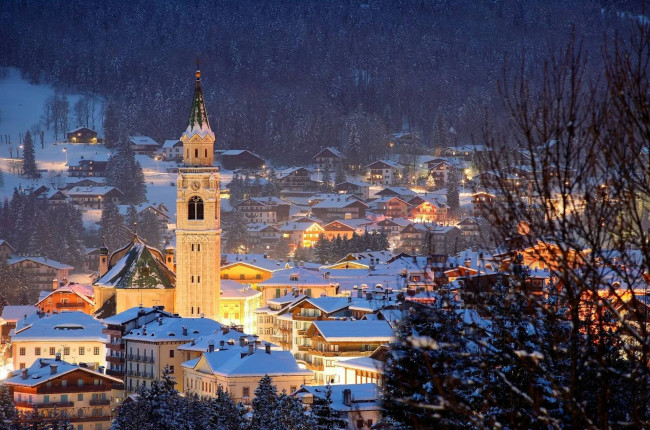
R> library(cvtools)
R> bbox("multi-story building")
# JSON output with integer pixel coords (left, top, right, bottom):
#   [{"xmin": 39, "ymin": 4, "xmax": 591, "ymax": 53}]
[
  {"xmin": 278, "ymin": 221, "xmax": 324, "ymax": 251},
  {"xmin": 255, "ymin": 293, "xmax": 306, "ymax": 348},
  {"xmin": 313, "ymin": 147, "xmax": 344, "ymax": 171},
  {"xmin": 300, "ymin": 320, "xmax": 395, "ymax": 385},
  {"xmin": 220, "ymin": 280, "xmax": 263, "ymax": 335},
  {"xmin": 101, "ymin": 306, "xmax": 172, "ymax": 380},
  {"xmin": 409, "ymin": 196, "xmax": 448, "ymax": 223},
  {"xmin": 369, "ymin": 196, "xmax": 409, "ymax": 218},
  {"xmin": 276, "ymin": 167, "xmax": 317, "ymax": 191},
  {"xmin": 4, "ymin": 357, "xmax": 123, "ymax": 430},
  {"xmin": 220, "ymin": 254, "xmax": 283, "ymax": 285},
  {"xmin": 333, "ymin": 180, "xmax": 370, "ymax": 201},
  {"xmin": 311, "ymin": 196, "xmax": 368, "ymax": 221},
  {"xmin": 245, "ymin": 223, "xmax": 281, "ymax": 253},
  {"xmin": 182, "ymin": 346, "xmax": 311, "ymax": 403},
  {"xmin": 236, "ymin": 197, "xmax": 291, "ymax": 224},
  {"xmin": 399, "ymin": 223, "xmax": 428, "ymax": 254},
  {"xmin": 256, "ymin": 267, "xmax": 339, "ymax": 304},
  {"xmin": 11, "ymin": 311, "xmax": 106, "ymax": 371},
  {"xmin": 66, "ymin": 186, "xmax": 124, "ymax": 209},
  {"xmin": 7, "ymin": 256, "xmax": 73, "ymax": 304},
  {"xmin": 36, "ymin": 284, "xmax": 95, "ymax": 315},
  {"xmin": 365, "ymin": 160, "xmax": 402, "ymax": 186},
  {"xmin": 122, "ymin": 316, "xmax": 221, "ymax": 393}
]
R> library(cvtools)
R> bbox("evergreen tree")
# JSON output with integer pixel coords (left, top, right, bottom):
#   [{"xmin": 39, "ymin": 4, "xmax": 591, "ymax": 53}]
[
  {"xmin": 425, "ymin": 174, "xmax": 436, "ymax": 191},
  {"xmin": 22, "ymin": 131, "xmax": 37, "ymax": 178},
  {"xmin": 99, "ymin": 200, "xmax": 129, "ymax": 252},
  {"xmin": 293, "ymin": 245, "xmax": 312, "ymax": 264},
  {"xmin": 103, "ymin": 101, "xmax": 122, "ymax": 149},
  {"xmin": 0, "ymin": 384, "xmax": 18, "ymax": 428},
  {"xmin": 334, "ymin": 163, "xmax": 346, "ymax": 186},
  {"xmin": 346, "ymin": 122, "xmax": 362, "ymax": 170},
  {"xmin": 315, "ymin": 234, "xmax": 332, "ymax": 264},
  {"xmin": 250, "ymin": 375, "xmax": 279, "ymax": 430},
  {"xmin": 311, "ymin": 383, "xmax": 346, "ymax": 430},
  {"xmin": 446, "ymin": 168, "xmax": 460, "ymax": 215},
  {"xmin": 270, "ymin": 238, "xmax": 291, "ymax": 261},
  {"xmin": 106, "ymin": 138, "xmax": 147, "ymax": 204},
  {"xmin": 207, "ymin": 385, "xmax": 246, "ymax": 430},
  {"xmin": 321, "ymin": 164, "xmax": 333, "ymax": 193},
  {"xmin": 125, "ymin": 204, "xmax": 138, "ymax": 227},
  {"xmin": 229, "ymin": 173, "xmax": 245, "ymax": 205},
  {"xmin": 225, "ymin": 207, "xmax": 248, "ymax": 253},
  {"xmin": 274, "ymin": 391, "xmax": 313, "ymax": 430},
  {"xmin": 431, "ymin": 111, "xmax": 449, "ymax": 149},
  {"xmin": 138, "ymin": 210, "xmax": 163, "ymax": 249}
]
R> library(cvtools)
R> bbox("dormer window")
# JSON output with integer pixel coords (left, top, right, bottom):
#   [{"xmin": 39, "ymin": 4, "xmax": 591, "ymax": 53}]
[
  {"xmin": 290, "ymin": 274, "xmax": 299, "ymax": 281},
  {"xmin": 188, "ymin": 196, "xmax": 204, "ymax": 220}
]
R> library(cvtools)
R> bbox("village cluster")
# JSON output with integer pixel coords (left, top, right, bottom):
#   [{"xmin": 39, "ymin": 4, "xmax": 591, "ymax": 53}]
[{"xmin": 0, "ymin": 67, "xmax": 645, "ymax": 430}]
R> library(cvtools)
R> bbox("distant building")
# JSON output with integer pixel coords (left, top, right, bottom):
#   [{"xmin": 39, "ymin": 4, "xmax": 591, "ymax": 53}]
[
  {"xmin": 313, "ymin": 147, "xmax": 344, "ymax": 170},
  {"xmin": 236, "ymin": 196, "xmax": 291, "ymax": 223},
  {"xmin": 4, "ymin": 357, "xmax": 122, "ymax": 430},
  {"xmin": 334, "ymin": 180, "xmax": 371, "ymax": 200},
  {"xmin": 219, "ymin": 280, "xmax": 263, "ymax": 335},
  {"xmin": 7, "ymin": 256, "xmax": 73, "ymax": 304},
  {"xmin": 219, "ymin": 149, "xmax": 265, "ymax": 170},
  {"xmin": 277, "ymin": 167, "xmax": 318, "ymax": 191},
  {"xmin": 67, "ymin": 155, "xmax": 109, "ymax": 177},
  {"xmin": 365, "ymin": 160, "xmax": 402, "ymax": 186},
  {"xmin": 129, "ymin": 136, "xmax": 159, "ymax": 156},
  {"xmin": 256, "ymin": 267, "xmax": 339, "ymax": 304},
  {"xmin": 0, "ymin": 239, "xmax": 14, "ymax": 260},
  {"xmin": 65, "ymin": 127, "xmax": 103, "ymax": 144},
  {"xmin": 66, "ymin": 186, "xmax": 124, "ymax": 209},
  {"xmin": 278, "ymin": 221, "xmax": 324, "ymax": 250},
  {"xmin": 245, "ymin": 223, "xmax": 281, "ymax": 253},
  {"xmin": 311, "ymin": 196, "xmax": 368, "ymax": 221},
  {"xmin": 369, "ymin": 196, "xmax": 409, "ymax": 218},
  {"xmin": 162, "ymin": 139, "xmax": 183, "ymax": 161},
  {"xmin": 36, "ymin": 284, "xmax": 95, "ymax": 315}
]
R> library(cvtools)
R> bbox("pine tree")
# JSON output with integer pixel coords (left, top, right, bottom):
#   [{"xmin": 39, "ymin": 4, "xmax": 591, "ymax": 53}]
[
  {"xmin": 315, "ymin": 234, "xmax": 332, "ymax": 264},
  {"xmin": 446, "ymin": 168, "xmax": 460, "ymax": 215},
  {"xmin": 138, "ymin": 210, "xmax": 163, "ymax": 249},
  {"xmin": 99, "ymin": 200, "xmax": 128, "ymax": 252},
  {"xmin": 103, "ymin": 101, "xmax": 121, "ymax": 149},
  {"xmin": 125, "ymin": 204, "xmax": 138, "ymax": 227},
  {"xmin": 274, "ymin": 391, "xmax": 313, "ymax": 430},
  {"xmin": 311, "ymin": 383, "xmax": 346, "ymax": 430},
  {"xmin": 225, "ymin": 207, "xmax": 248, "ymax": 253},
  {"xmin": 0, "ymin": 384, "xmax": 17, "ymax": 427},
  {"xmin": 334, "ymin": 163, "xmax": 346, "ymax": 186},
  {"xmin": 321, "ymin": 164, "xmax": 333, "ymax": 193},
  {"xmin": 22, "ymin": 131, "xmax": 37, "ymax": 178},
  {"xmin": 431, "ymin": 111, "xmax": 449, "ymax": 149},
  {"xmin": 207, "ymin": 385, "xmax": 246, "ymax": 430},
  {"xmin": 106, "ymin": 138, "xmax": 147, "ymax": 205},
  {"xmin": 250, "ymin": 375, "xmax": 279, "ymax": 430},
  {"xmin": 425, "ymin": 174, "xmax": 436, "ymax": 191},
  {"xmin": 270, "ymin": 238, "xmax": 291, "ymax": 261}
]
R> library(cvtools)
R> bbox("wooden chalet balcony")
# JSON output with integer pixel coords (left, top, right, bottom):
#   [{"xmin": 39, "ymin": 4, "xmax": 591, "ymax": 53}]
[
  {"xmin": 105, "ymin": 369, "xmax": 123, "ymax": 377},
  {"xmin": 307, "ymin": 349, "xmax": 373, "ymax": 358},
  {"xmin": 89, "ymin": 399, "xmax": 111, "ymax": 406},
  {"xmin": 15, "ymin": 400, "xmax": 73, "ymax": 409},
  {"xmin": 106, "ymin": 355, "xmax": 123, "ymax": 364},
  {"xmin": 297, "ymin": 345, "xmax": 310, "ymax": 351},
  {"xmin": 36, "ymin": 383, "xmax": 120, "ymax": 394},
  {"xmin": 56, "ymin": 302, "xmax": 85, "ymax": 309},
  {"xmin": 303, "ymin": 362, "xmax": 324, "ymax": 372},
  {"xmin": 70, "ymin": 415, "xmax": 112, "ymax": 422}
]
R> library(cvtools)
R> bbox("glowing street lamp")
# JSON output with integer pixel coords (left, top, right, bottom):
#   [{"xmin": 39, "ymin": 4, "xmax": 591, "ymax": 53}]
[{"xmin": 62, "ymin": 147, "xmax": 68, "ymax": 163}]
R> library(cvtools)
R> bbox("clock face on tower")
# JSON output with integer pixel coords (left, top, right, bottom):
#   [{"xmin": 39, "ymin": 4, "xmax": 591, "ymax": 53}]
[{"xmin": 191, "ymin": 180, "xmax": 201, "ymax": 191}]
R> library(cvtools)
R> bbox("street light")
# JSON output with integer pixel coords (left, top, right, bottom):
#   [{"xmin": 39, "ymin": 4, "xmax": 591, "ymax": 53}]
[{"xmin": 63, "ymin": 148, "xmax": 68, "ymax": 164}]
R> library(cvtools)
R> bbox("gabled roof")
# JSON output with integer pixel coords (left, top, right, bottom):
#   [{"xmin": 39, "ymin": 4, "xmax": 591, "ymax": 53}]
[
  {"xmin": 162, "ymin": 139, "xmax": 182, "ymax": 149},
  {"xmin": 183, "ymin": 348, "xmax": 311, "ymax": 378},
  {"xmin": 0, "ymin": 239, "xmax": 15, "ymax": 251},
  {"xmin": 0, "ymin": 305, "xmax": 37, "ymax": 323},
  {"xmin": 258, "ymin": 267, "xmax": 335, "ymax": 287},
  {"xmin": 66, "ymin": 186, "xmax": 123, "ymax": 197},
  {"xmin": 365, "ymin": 160, "xmax": 401, "ymax": 169},
  {"xmin": 310, "ymin": 320, "xmax": 395, "ymax": 342},
  {"xmin": 12, "ymin": 311, "xmax": 106, "ymax": 342},
  {"xmin": 313, "ymin": 147, "xmax": 343, "ymax": 159},
  {"xmin": 102, "ymin": 306, "xmax": 173, "ymax": 326},
  {"xmin": 312, "ymin": 196, "xmax": 369, "ymax": 209},
  {"xmin": 36, "ymin": 285, "xmax": 95, "ymax": 307},
  {"xmin": 123, "ymin": 316, "xmax": 221, "ymax": 343},
  {"xmin": 293, "ymin": 383, "xmax": 381, "ymax": 412},
  {"xmin": 8, "ymin": 256, "xmax": 73, "ymax": 270},
  {"xmin": 129, "ymin": 136, "xmax": 159, "ymax": 147},
  {"xmin": 4, "ymin": 358, "xmax": 121, "ymax": 388}
]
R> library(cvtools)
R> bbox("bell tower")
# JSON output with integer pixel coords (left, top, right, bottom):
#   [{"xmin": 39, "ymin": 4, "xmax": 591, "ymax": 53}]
[{"xmin": 175, "ymin": 64, "xmax": 221, "ymax": 320}]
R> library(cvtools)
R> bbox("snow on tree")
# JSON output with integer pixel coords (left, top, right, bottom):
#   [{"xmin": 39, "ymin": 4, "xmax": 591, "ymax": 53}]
[
  {"xmin": 22, "ymin": 131, "xmax": 37, "ymax": 178},
  {"xmin": 446, "ymin": 167, "xmax": 460, "ymax": 214},
  {"xmin": 310, "ymin": 383, "xmax": 346, "ymax": 430},
  {"xmin": 106, "ymin": 138, "xmax": 147, "ymax": 205},
  {"xmin": 250, "ymin": 375, "xmax": 279, "ymax": 430},
  {"xmin": 274, "ymin": 391, "xmax": 314, "ymax": 430},
  {"xmin": 99, "ymin": 199, "xmax": 129, "ymax": 252},
  {"xmin": 138, "ymin": 209, "xmax": 163, "ymax": 249},
  {"xmin": 0, "ymin": 384, "xmax": 17, "ymax": 427},
  {"xmin": 207, "ymin": 385, "xmax": 246, "ymax": 430}
]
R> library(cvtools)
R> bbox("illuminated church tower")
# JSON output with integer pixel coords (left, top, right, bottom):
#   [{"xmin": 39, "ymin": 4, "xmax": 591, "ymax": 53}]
[{"xmin": 174, "ymin": 66, "xmax": 221, "ymax": 320}]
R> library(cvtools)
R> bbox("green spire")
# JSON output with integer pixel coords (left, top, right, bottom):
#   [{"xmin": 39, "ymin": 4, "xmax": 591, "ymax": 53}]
[{"xmin": 187, "ymin": 63, "xmax": 211, "ymax": 133}]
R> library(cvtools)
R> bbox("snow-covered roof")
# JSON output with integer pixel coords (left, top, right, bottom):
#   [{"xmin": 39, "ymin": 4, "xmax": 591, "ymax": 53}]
[
  {"xmin": 312, "ymin": 320, "xmax": 395, "ymax": 342},
  {"xmin": 335, "ymin": 356, "xmax": 384, "ymax": 373},
  {"xmin": 8, "ymin": 256, "xmax": 73, "ymax": 270},
  {"xmin": 312, "ymin": 196, "xmax": 368, "ymax": 209},
  {"xmin": 365, "ymin": 160, "xmax": 401, "ymax": 169},
  {"xmin": 66, "ymin": 186, "xmax": 122, "ymax": 197},
  {"xmin": 0, "ymin": 305, "xmax": 37, "ymax": 324},
  {"xmin": 162, "ymin": 139, "xmax": 182, "ymax": 149},
  {"xmin": 102, "ymin": 306, "xmax": 172, "ymax": 326},
  {"xmin": 178, "ymin": 326, "xmax": 248, "ymax": 352},
  {"xmin": 12, "ymin": 311, "xmax": 106, "ymax": 343},
  {"xmin": 4, "ymin": 358, "xmax": 122, "ymax": 388},
  {"xmin": 129, "ymin": 136, "xmax": 159, "ymax": 147},
  {"xmin": 313, "ymin": 147, "xmax": 343, "ymax": 159},
  {"xmin": 278, "ymin": 222, "xmax": 323, "ymax": 232},
  {"xmin": 222, "ymin": 253, "xmax": 285, "ymax": 272},
  {"xmin": 37, "ymin": 285, "xmax": 95, "ymax": 307},
  {"xmin": 184, "ymin": 348, "xmax": 311, "ymax": 378},
  {"xmin": 294, "ymin": 383, "xmax": 381, "ymax": 412},
  {"xmin": 258, "ymin": 267, "xmax": 335, "ymax": 287},
  {"xmin": 123, "ymin": 316, "xmax": 221, "ymax": 343},
  {"xmin": 221, "ymin": 280, "xmax": 262, "ymax": 299}
]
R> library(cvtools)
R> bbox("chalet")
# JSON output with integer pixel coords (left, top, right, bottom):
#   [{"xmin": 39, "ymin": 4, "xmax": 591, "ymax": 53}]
[
  {"xmin": 323, "ymin": 220, "xmax": 358, "ymax": 241},
  {"xmin": 277, "ymin": 167, "xmax": 318, "ymax": 191},
  {"xmin": 63, "ymin": 179, "xmax": 105, "ymax": 190},
  {"xmin": 219, "ymin": 149, "xmax": 265, "ymax": 170},
  {"xmin": 334, "ymin": 180, "xmax": 371, "ymax": 200},
  {"xmin": 4, "ymin": 358, "xmax": 122, "ymax": 429},
  {"xmin": 313, "ymin": 147, "xmax": 344, "ymax": 170},
  {"xmin": 7, "ymin": 257, "xmax": 73, "ymax": 304},
  {"xmin": 335, "ymin": 346, "xmax": 387, "ymax": 387},
  {"xmin": 47, "ymin": 189, "xmax": 69, "ymax": 206},
  {"xmin": 376, "ymin": 218, "xmax": 411, "ymax": 247},
  {"xmin": 220, "ymin": 257, "xmax": 278, "ymax": 285},
  {"xmin": 65, "ymin": 127, "xmax": 102, "ymax": 144},
  {"xmin": 300, "ymin": 320, "xmax": 395, "ymax": 385},
  {"xmin": 365, "ymin": 160, "xmax": 402, "ymax": 186},
  {"xmin": 428, "ymin": 226, "xmax": 463, "ymax": 255},
  {"xmin": 311, "ymin": 196, "xmax": 369, "ymax": 221},
  {"xmin": 442, "ymin": 144, "xmax": 491, "ymax": 161},
  {"xmin": 256, "ymin": 267, "xmax": 339, "ymax": 304},
  {"xmin": 279, "ymin": 221, "xmax": 324, "ymax": 251},
  {"xmin": 66, "ymin": 186, "xmax": 124, "ymax": 209},
  {"xmin": 472, "ymin": 191, "xmax": 496, "ymax": 218},
  {"xmin": 162, "ymin": 139, "xmax": 183, "ymax": 161},
  {"xmin": 369, "ymin": 196, "xmax": 409, "ymax": 218},
  {"xmin": 409, "ymin": 196, "xmax": 448, "ymax": 223},
  {"xmin": 399, "ymin": 223, "xmax": 428, "ymax": 254},
  {"xmin": 36, "ymin": 284, "xmax": 95, "ymax": 315},
  {"xmin": 427, "ymin": 160, "xmax": 456, "ymax": 188},
  {"xmin": 0, "ymin": 239, "xmax": 14, "ymax": 260},
  {"xmin": 129, "ymin": 135, "xmax": 159, "ymax": 156},
  {"xmin": 245, "ymin": 223, "xmax": 281, "ymax": 253},
  {"xmin": 67, "ymin": 155, "xmax": 109, "ymax": 177},
  {"xmin": 456, "ymin": 217, "xmax": 483, "ymax": 238},
  {"xmin": 375, "ymin": 187, "xmax": 416, "ymax": 201},
  {"xmin": 236, "ymin": 196, "xmax": 291, "ymax": 223},
  {"xmin": 0, "ymin": 305, "xmax": 37, "ymax": 344},
  {"xmin": 255, "ymin": 293, "xmax": 307, "ymax": 349}
]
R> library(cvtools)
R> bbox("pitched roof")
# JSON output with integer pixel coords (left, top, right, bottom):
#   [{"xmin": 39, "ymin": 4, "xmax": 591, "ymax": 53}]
[
  {"xmin": 0, "ymin": 305, "xmax": 37, "ymax": 323},
  {"xmin": 12, "ymin": 311, "xmax": 106, "ymax": 342},
  {"xmin": 313, "ymin": 147, "xmax": 343, "ymax": 159},
  {"xmin": 184, "ymin": 348, "xmax": 311, "ymax": 378},
  {"xmin": 8, "ymin": 256, "xmax": 73, "ymax": 270},
  {"xmin": 129, "ymin": 136, "xmax": 159, "ymax": 147},
  {"xmin": 182, "ymin": 69, "xmax": 214, "ymax": 140},
  {"xmin": 123, "ymin": 316, "xmax": 221, "ymax": 342},
  {"xmin": 293, "ymin": 383, "xmax": 381, "ymax": 412},
  {"xmin": 101, "ymin": 306, "xmax": 173, "ymax": 326},
  {"xmin": 4, "ymin": 358, "xmax": 122, "ymax": 388},
  {"xmin": 311, "ymin": 320, "xmax": 395, "ymax": 342}
]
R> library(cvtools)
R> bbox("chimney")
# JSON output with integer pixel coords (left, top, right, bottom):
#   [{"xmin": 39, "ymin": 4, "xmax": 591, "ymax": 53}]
[
  {"xmin": 223, "ymin": 326, "xmax": 229, "ymax": 334},
  {"xmin": 265, "ymin": 344, "xmax": 271, "ymax": 354},
  {"xmin": 191, "ymin": 338, "xmax": 196, "ymax": 346},
  {"xmin": 50, "ymin": 363, "xmax": 58, "ymax": 375},
  {"xmin": 98, "ymin": 366, "xmax": 105, "ymax": 374},
  {"xmin": 219, "ymin": 340, "xmax": 225, "ymax": 348},
  {"xmin": 55, "ymin": 352, "xmax": 61, "ymax": 361},
  {"xmin": 348, "ymin": 296, "xmax": 352, "ymax": 303},
  {"xmin": 366, "ymin": 292, "xmax": 372, "ymax": 301},
  {"xmin": 248, "ymin": 343, "xmax": 254, "ymax": 355},
  {"xmin": 239, "ymin": 336, "xmax": 246, "ymax": 347},
  {"xmin": 182, "ymin": 326, "xmax": 188, "ymax": 336},
  {"xmin": 357, "ymin": 288, "xmax": 362, "ymax": 299},
  {"xmin": 208, "ymin": 342, "xmax": 214, "ymax": 353},
  {"xmin": 343, "ymin": 388, "xmax": 352, "ymax": 407},
  {"xmin": 52, "ymin": 279, "xmax": 58, "ymax": 290},
  {"xmin": 98, "ymin": 243, "xmax": 109, "ymax": 277},
  {"xmin": 158, "ymin": 317, "xmax": 163, "ymax": 326}
]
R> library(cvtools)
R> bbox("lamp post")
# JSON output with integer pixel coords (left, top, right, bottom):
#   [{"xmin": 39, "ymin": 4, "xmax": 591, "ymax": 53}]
[{"xmin": 63, "ymin": 148, "xmax": 68, "ymax": 164}]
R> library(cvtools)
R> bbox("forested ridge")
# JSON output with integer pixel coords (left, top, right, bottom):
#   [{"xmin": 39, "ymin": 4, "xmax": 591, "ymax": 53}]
[{"xmin": 0, "ymin": 0, "xmax": 637, "ymax": 164}]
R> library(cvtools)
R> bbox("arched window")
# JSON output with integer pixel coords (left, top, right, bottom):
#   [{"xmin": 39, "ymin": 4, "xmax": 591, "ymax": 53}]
[{"xmin": 188, "ymin": 196, "xmax": 204, "ymax": 220}]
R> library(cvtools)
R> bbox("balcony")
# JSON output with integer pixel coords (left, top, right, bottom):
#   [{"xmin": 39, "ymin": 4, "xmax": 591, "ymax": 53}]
[
  {"xmin": 106, "ymin": 355, "xmax": 123, "ymax": 364},
  {"xmin": 55, "ymin": 302, "xmax": 85, "ymax": 309},
  {"xmin": 303, "ymin": 362, "xmax": 324, "ymax": 372},
  {"xmin": 105, "ymin": 369, "xmax": 123, "ymax": 377},
  {"xmin": 89, "ymin": 399, "xmax": 111, "ymax": 406},
  {"xmin": 307, "ymin": 349, "xmax": 373, "ymax": 358},
  {"xmin": 36, "ymin": 384, "xmax": 113, "ymax": 394},
  {"xmin": 70, "ymin": 415, "xmax": 112, "ymax": 423},
  {"xmin": 15, "ymin": 401, "xmax": 74, "ymax": 409}
]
